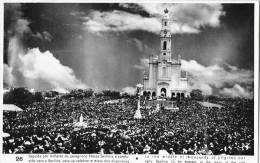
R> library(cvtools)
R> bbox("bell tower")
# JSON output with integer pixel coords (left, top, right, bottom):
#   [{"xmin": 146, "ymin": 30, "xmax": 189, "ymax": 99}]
[
  {"xmin": 140, "ymin": 8, "xmax": 188, "ymax": 99},
  {"xmin": 159, "ymin": 8, "xmax": 171, "ymax": 62}
]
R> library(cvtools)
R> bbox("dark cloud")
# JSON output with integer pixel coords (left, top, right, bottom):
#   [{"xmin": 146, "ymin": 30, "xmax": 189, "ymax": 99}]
[
  {"xmin": 4, "ymin": 4, "xmax": 25, "ymax": 64},
  {"xmin": 220, "ymin": 4, "xmax": 254, "ymax": 70},
  {"xmin": 4, "ymin": 4, "xmax": 24, "ymax": 37}
]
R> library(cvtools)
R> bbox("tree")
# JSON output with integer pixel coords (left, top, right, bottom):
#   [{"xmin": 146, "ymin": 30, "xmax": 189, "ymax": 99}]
[
  {"xmin": 3, "ymin": 87, "xmax": 34, "ymax": 108},
  {"xmin": 83, "ymin": 88, "xmax": 94, "ymax": 98},
  {"xmin": 67, "ymin": 88, "xmax": 94, "ymax": 98},
  {"xmin": 121, "ymin": 92, "xmax": 131, "ymax": 98},
  {"xmin": 190, "ymin": 89, "xmax": 203, "ymax": 101},
  {"xmin": 34, "ymin": 92, "xmax": 44, "ymax": 102},
  {"xmin": 95, "ymin": 92, "xmax": 104, "ymax": 97},
  {"xmin": 207, "ymin": 95, "xmax": 218, "ymax": 101},
  {"xmin": 45, "ymin": 91, "xmax": 58, "ymax": 98},
  {"xmin": 102, "ymin": 90, "xmax": 120, "ymax": 97}
]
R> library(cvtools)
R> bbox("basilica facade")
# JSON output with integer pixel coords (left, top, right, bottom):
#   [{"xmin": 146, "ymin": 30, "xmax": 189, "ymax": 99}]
[{"xmin": 141, "ymin": 9, "xmax": 188, "ymax": 99}]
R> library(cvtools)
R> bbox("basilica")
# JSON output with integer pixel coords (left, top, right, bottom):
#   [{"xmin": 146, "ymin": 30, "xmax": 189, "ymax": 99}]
[{"xmin": 140, "ymin": 9, "xmax": 188, "ymax": 99}]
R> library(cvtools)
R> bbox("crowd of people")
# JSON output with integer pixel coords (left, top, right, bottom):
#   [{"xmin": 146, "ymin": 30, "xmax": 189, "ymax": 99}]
[{"xmin": 3, "ymin": 95, "xmax": 254, "ymax": 155}]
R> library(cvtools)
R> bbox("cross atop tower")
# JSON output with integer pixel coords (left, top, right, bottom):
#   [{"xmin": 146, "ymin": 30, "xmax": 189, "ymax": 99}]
[{"xmin": 163, "ymin": 8, "xmax": 170, "ymax": 19}]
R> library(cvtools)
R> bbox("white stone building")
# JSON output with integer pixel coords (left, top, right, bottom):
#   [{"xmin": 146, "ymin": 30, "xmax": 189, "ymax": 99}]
[{"xmin": 141, "ymin": 9, "xmax": 188, "ymax": 99}]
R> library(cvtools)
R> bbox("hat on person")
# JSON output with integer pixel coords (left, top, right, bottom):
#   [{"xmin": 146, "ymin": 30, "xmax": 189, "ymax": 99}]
[
  {"xmin": 143, "ymin": 145, "xmax": 150, "ymax": 153},
  {"xmin": 24, "ymin": 141, "xmax": 31, "ymax": 146},
  {"xmin": 18, "ymin": 145, "xmax": 24, "ymax": 149},
  {"xmin": 38, "ymin": 146, "xmax": 45, "ymax": 153}
]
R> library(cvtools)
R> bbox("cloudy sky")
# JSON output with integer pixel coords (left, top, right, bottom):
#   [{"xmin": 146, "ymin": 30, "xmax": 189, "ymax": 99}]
[{"xmin": 3, "ymin": 3, "xmax": 255, "ymax": 98}]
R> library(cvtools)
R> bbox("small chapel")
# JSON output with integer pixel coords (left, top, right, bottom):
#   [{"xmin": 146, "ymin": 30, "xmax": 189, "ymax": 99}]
[{"xmin": 141, "ymin": 9, "xmax": 188, "ymax": 99}]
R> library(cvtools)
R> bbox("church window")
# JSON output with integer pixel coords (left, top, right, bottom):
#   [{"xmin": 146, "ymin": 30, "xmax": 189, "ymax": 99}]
[
  {"xmin": 163, "ymin": 41, "xmax": 167, "ymax": 50},
  {"xmin": 165, "ymin": 22, "xmax": 167, "ymax": 26},
  {"xmin": 147, "ymin": 92, "xmax": 151, "ymax": 97},
  {"xmin": 177, "ymin": 93, "xmax": 180, "ymax": 99},
  {"xmin": 163, "ymin": 53, "xmax": 166, "ymax": 55},
  {"xmin": 161, "ymin": 88, "xmax": 166, "ymax": 97},
  {"xmin": 152, "ymin": 92, "xmax": 156, "ymax": 97},
  {"xmin": 162, "ymin": 60, "xmax": 167, "ymax": 64},
  {"xmin": 162, "ymin": 67, "xmax": 166, "ymax": 77}
]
